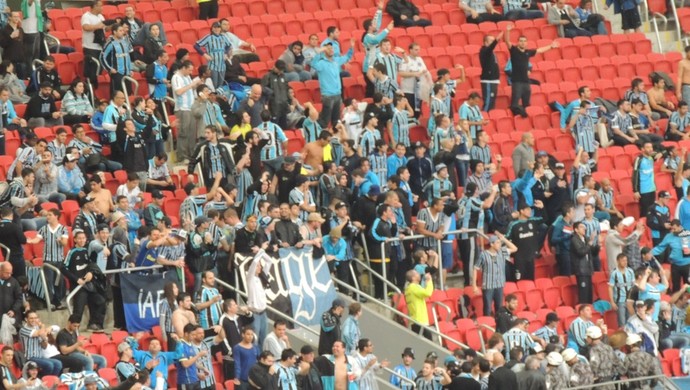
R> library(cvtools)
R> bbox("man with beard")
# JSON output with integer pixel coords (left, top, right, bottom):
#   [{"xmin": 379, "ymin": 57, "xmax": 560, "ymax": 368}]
[
  {"xmin": 505, "ymin": 201, "xmax": 545, "ymax": 281},
  {"xmin": 546, "ymin": 162, "xmax": 571, "ymax": 225}
]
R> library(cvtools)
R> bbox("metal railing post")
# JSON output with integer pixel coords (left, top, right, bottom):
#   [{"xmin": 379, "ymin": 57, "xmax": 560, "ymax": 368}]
[
  {"xmin": 121, "ymin": 75, "xmax": 139, "ymax": 112},
  {"xmin": 436, "ymin": 238, "xmax": 444, "ymax": 291},
  {"xmin": 45, "ymin": 33, "xmax": 60, "ymax": 55},
  {"xmin": 380, "ymin": 240, "xmax": 388, "ymax": 300},
  {"xmin": 381, "ymin": 366, "xmax": 416, "ymax": 389},
  {"xmin": 38, "ymin": 267, "xmax": 51, "ymax": 312},
  {"xmin": 161, "ymin": 96, "xmax": 176, "ymax": 153}
]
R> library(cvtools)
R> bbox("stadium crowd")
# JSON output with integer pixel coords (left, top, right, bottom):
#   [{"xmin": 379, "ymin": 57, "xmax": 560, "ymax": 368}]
[{"xmin": 0, "ymin": 0, "xmax": 688, "ymax": 388}]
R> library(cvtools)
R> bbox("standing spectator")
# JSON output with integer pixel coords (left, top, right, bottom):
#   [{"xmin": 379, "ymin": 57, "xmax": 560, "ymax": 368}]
[
  {"xmin": 385, "ymin": 0, "xmax": 431, "ymax": 27},
  {"xmin": 552, "ymin": 203, "xmax": 575, "ymax": 276},
  {"xmin": 246, "ymin": 248, "xmax": 270, "ymax": 346},
  {"xmin": 188, "ymin": 126, "xmax": 235, "ymax": 190},
  {"xmin": 604, "ymin": 0, "xmax": 641, "ymax": 32},
  {"xmin": 472, "ymin": 234, "xmax": 517, "ymax": 316},
  {"xmin": 548, "ymin": 0, "xmax": 593, "ymax": 37},
  {"xmin": 571, "ymin": 221, "xmax": 594, "ymax": 304},
  {"xmin": 398, "ymin": 45, "xmax": 425, "ymax": 119},
  {"xmin": 633, "ymin": 142, "xmax": 658, "ymax": 216},
  {"xmin": 195, "ymin": 22, "xmax": 231, "ymax": 89},
  {"xmin": 318, "ymin": 299, "xmax": 345, "ymax": 356},
  {"xmin": 511, "ymin": 132, "xmax": 535, "ymax": 177},
  {"xmin": 390, "ymin": 348, "xmax": 416, "ymax": 390},
  {"xmin": 175, "ymin": 323, "xmax": 207, "ymax": 390},
  {"xmin": 311, "ymin": 40, "xmax": 355, "ymax": 129},
  {"xmin": 341, "ymin": 303, "xmax": 362, "ymax": 355},
  {"xmin": 367, "ymin": 203, "xmax": 398, "ymax": 298},
  {"xmin": 263, "ymin": 320, "xmax": 290, "ymax": 359},
  {"xmin": 101, "ymin": 23, "xmax": 132, "ymax": 96},
  {"xmin": 479, "ymin": 32, "xmax": 502, "ymax": 112},
  {"xmin": 20, "ymin": 0, "xmax": 43, "ymax": 72},
  {"xmin": 504, "ymin": 25, "xmax": 558, "ymax": 116},
  {"xmin": 197, "ymin": 270, "xmax": 223, "ymax": 329},
  {"xmin": 505, "ymin": 202, "xmax": 543, "ymax": 281},
  {"xmin": 608, "ymin": 253, "xmax": 635, "ymax": 327},
  {"xmin": 352, "ymin": 339, "xmax": 390, "ymax": 390},
  {"xmin": 172, "ymin": 61, "xmax": 202, "ymax": 163},
  {"xmin": 405, "ymin": 270, "xmax": 433, "ymax": 340},
  {"xmin": 0, "ymin": 12, "xmax": 26, "ymax": 79},
  {"xmin": 27, "ymin": 209, "xmax": 67, "ymax": 309},
  {"xmin": 249, "ymin": 351, "xmax": 278, "ymax": 390},
  {"xmin": 460, "ymin": 0, "xmax": 504, "ymax": 23},
  {"xmin": 82, "ymin": 0, "xmax": 106, "ymax": 86},
  {"xmin": 0, "ymin": 208, "xmax": 27, "ymax": 278},
  {"xmin": 261, "ymin": 64, "xmax": 291, "ymax": 129},
  {"xmin": 647, "ymin": 191, "xmax": 672, "ymax": 247},
  {"xmin": 233, "ymin": 326, "xmax": 260, "ymax": 390}
]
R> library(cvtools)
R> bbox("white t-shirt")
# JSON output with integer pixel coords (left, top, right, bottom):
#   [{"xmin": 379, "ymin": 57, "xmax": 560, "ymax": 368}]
[
  {"xmin": 342, "ymin": 109, "xmax": 362, "ymax": 141},
  {"xmin": 21, "ymin": 0, "xmax": 39, "ymax": 33},
  {"xmin": 116, "ymin": 184, "xmax": 142, "ymax": 207},
  {"xmin": 398, "ymin": 56, "xmax": 427, "ymax": 94},
  {"xmin": 81, "ymin": 11, "xmax": 105, "ymax": 50}
]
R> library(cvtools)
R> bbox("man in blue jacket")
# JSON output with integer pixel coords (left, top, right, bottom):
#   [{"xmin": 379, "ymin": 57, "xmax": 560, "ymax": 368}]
[
  {"xmin": 551, "ymin": 203, "xmax": 575, "ymax": 276},
  {"xmin": 652, "ymin": 219, "xmax": 690, "ymax": 293},
  {"xmin": 311, "ymin": 39, "xmax": 355, "ymax": 129}
]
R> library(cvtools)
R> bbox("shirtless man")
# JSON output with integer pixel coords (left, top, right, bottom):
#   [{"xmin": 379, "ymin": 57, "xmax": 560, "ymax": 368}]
[
  {"xmin": 302, "ymin": 130, "xmax": 333, "ymax": 169},
  {"xmin": 171, "ymin": 292, "xmax": 197, "ymax": 339},
  {"xmin": 678, "ymin": 46, "xmax": 690, "ymax": 105},
  {"xmin": 649, "ymin": 74, "xmax": 675, "ymax": 118},
  {"xmin": 88, "ymin": 173, "xmax": 115, "ymax": 218},
  {"xmin": 315, "ymin": 341, "xmax": 360, "ymax": 390}
]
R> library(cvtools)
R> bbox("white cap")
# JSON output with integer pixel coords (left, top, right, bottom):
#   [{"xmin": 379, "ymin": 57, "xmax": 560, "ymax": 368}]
[
  {"xmin": 561, "ymin": 348, "xmax": 577, "ymax": 362},
  {"xmin": 50, "ymin": 325, "xmax": 60, "ymax": 334},
  {"xmin": 626, "ymin": 333, "xmax": 642, "ymax": 346},
  {"xmin": 546, "ymin": 352, "xmax": 563, "ymax": 366},
  {"xmin": 586, "ymin": 326, "xmax": 602, "ymax": 340}
]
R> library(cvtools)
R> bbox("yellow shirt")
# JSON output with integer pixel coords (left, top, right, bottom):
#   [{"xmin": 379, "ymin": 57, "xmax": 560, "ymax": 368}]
[
  {"xmin": 230, "ymin": 124, "xmax": 251, "ymax": 139},
  {"xmin": 405, "ymin": 280, "xmax": 434, "ymax": 326}
]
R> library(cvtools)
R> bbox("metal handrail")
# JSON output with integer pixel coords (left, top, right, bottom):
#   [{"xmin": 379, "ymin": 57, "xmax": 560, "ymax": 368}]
[
  {"xmin": 160, "ymin": 96, "xmax": 176, "ymax": 153},
  {"xmin": 566, "ymin": 375, "xmax": 676, "ymax": 390},
  {"xmin": 0, "ymin": 243, "xmax": 9, "ymax": 261},
  {"xmin": 121, "ymin": 75, "xmax": 139, "ymax": 112},
  {"xmin": 66, "ymin": 264, "xmax": 185, "ymax": 314},
  {"xmin": 431, "ymin": 301, "xmax": 452, "ymax": 323},
  {"xmin": 332, "ymin": 277, "xmax": 482, "ymax": 357},
  {"xmin": 86, "ymin": 56, "xmax": 101, "ymax": 108},
  {"xmin": 670, "ymin": 0, "xmax": 686, "ymax": 47},
  {"xmin": 39, "ymin": 262, "xmax": 63, "ymax": 313},
  {"xmin": 381, "ymin": 366, "xmax": 416, "ymax": 389},
  {"xmin": 45, "ymin": 33, "xmax": 60, "ymax": 55},
  {"xmin": 214, "ymin": 277, "xmax": 320, "ymax": 337},
  {"xmin": 32, "ymin": 59, "xmax": 44, "ymax": 71},
  {"xmin": 349, "ymin": 257, "xmax": 401, "ymax": 296}
]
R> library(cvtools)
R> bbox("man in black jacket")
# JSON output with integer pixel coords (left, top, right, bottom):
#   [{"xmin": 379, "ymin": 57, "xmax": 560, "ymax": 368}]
[
  {"xmin": 188, "ymin": 125, "xmax": 236, "ymax": 190},
  {"xmin": 0, "ymin": 262, "xmax": 23, "ymax": 329},
  {"xmin": 0, "ymin": 207, "xmax": 27, "ymax": 278},
  {"xmin": 487, "ymin": 354, "xmax": 518, "ymax": 390},
  {"xmin": 479, "ymin": 32, "xmax": 503, "ymax": 112},
  {"xmin": 120, "ymin": 119, "xmax": 148, "ymax": 178},
  {"xmin": 26, "ymin": 82, "xmax": 64, "ymax": 128},
  {"xmin": 261, "ymin": 60, "xmax": 290, "ymax": 129},
  {"xmin": 274, "ymin": 203, "xmax": 302, "ymax": 248},
  {"xmin": 495, "ymin": 293, "xmax": 518, "ymax": 334},
  {"xmin": 0, "ymin": 12, "xmax": 27, "ymax": 78},
  {"xmin": 571, "ymin": 221, "xmax": 594, "ymax": 304},
  {"xmin": 249, "ymin": 351, "xmax": 278, "ymax": 390},
  {"xmin": 225, "ymin": 57, "xmax": 261, "ymax": 86},
  {"xmin": 385, "ymin": 0, "xmax": 431, "ymax": 27}
]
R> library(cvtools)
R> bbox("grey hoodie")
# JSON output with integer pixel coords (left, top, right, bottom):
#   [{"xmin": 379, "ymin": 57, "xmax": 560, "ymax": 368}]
[
  {"xmin": 18, "ymin": 365, "xmax": 49, "ymax": 390},
  {"xmin": 278, "ymin": 42, "xmax": 306, "ymax": 72}
]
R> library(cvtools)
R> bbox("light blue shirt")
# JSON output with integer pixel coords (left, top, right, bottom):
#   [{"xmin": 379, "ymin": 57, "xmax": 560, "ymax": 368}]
[{"xmin": 311, "ymin": 48, "xmax": 354, "ymax": 96}]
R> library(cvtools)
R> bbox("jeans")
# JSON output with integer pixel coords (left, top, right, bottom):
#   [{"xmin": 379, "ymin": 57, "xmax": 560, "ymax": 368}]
[
  {"xmin": 30, "ymin": 357, "xmax": 63, "ymax": 376},
  {"xmin": 615, "ymin": 302, "xmax": 628, "ymax": 328},
  {"xmin": 146, "ymin": 140, "xmax": 165, "ymax": 160},
  {"xmin": 511, "ymin": 81, "xmax": 531, "ymax": 115},
  {"xmin": 175, "ymin": 110, "xmax": 195, "ymax": 161},
  {"xmin": 481, "ymin": 82, "xmax": 498, "ymax": 112},
  {"xmin": 395, "ymin": 18, "xmax": 432, "ymax": 27},
  {"xmin": 318, "ymin": 95, "xmax": 342, "ymax": 129},
  {"xmin": 563, "ymin": 27, "xmax": 594, "ymax": 37},
  {"xmin": 44, "ymin": 262, "xmax": 66, "ymax": 304},
  {"xmin": 660, "ymin": 334, "xmax": 690, "ymax": 351},
  {"xmin": 482, "ymin": 288, "xmax": 504, "ymax": 316},
  {"xmin": 284, "ymin": 71, "xmax": 312, "ymax": 82},
  {"xmin": 556, "ymin": 252, "xmax": 571, "ymax": 276},
  {"xmin": 210, "ymin": 69, "xmax": 225, "ymax": 89},
  {"xmin": 70, "ymin": 352, "xmax": 107, "ymax": 371},
  {"xmin": 38, "ymin": 193, "xmax": 67, "ymax": 206},
  {"xmin": 254, "ymin": 311, "xmax": 268, "ymax": 347},
  {"xmin": 504, "ymin": 9, "xmax": 543, "ymax": 20},
  {"xmin": 683, "ymin": 85, "xmax": 690, "ymax": 108},
  {"xmin": 455, "ymin": 160, "xmax": 468, "ymax": 188},
  {"xmin": 21, "ymin": 217, "xmax": 47, "ymax": 232}
]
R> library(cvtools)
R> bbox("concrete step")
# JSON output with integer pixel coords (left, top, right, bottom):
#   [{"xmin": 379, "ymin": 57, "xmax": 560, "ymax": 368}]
[{"xmin": 36, "ymin": 302, "xmax": 116, "ymax": 337}]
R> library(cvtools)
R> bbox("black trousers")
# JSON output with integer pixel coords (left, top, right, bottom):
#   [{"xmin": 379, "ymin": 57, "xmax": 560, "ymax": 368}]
[
  {"xmin": 83, "ymin": 48, "xmax": 102, "ymax": 87},
  {"xmin": 458, "ymin": 237, "xmax": 477, "ymax": 285},
  {"xmin": 411, "ymin": 324, "xmax": 433, "ymax": 340},
  {"xmin": 9, "ymin": 254, "xmax": 26, "ymax": 278},
  {"xmin": 111, "ymin": 285, "xmax": 126, "ymax": 329},
  {"xmin": 639, "ymin": 192, "xmax": 656, "ymax": 218},
  {"xmin": 466, "ymin": 13, "xmax": 504, "ymax": 23},
  {"xmin": 371, "ymin": 260, "xmax": 390, "ymax": 299},
  {"xmin": 198, "ymin": 0, "xmax": 219, "ymax": 19},
  {"xmin": 576, "ymin": 275, "xmax": 593, "ymax": 304},
  {"xmin": 72, "ymin": 288, "xmax": 106, "ymax": 327},
  {"xmin": 52, "ymin": 354, "xmax": 84, "ymax": 373},
  {"xmin": 511, "ymin": 81, "xmax": 531, "ymax": 115},
  {"xmin": 671, "ymin": 263, "xmax": 690, "ymax": 293}
]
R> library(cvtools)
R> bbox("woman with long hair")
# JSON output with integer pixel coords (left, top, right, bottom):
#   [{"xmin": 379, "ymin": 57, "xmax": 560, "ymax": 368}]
[
  {"xmin": 159, "ymin": 281, "xmax": 180, "ymax": 351},
  {"xmin": 0, "ymin": 60, "xmax": 29, "ymax": 103},
  {"xmin": 61, "ymin": 79, "xmax": 94, "ymax": 125}
]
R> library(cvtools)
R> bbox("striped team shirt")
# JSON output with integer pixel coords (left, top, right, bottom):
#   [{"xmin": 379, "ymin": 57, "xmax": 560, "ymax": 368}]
[
  {"xmin": 276, "ymin": 364, "xmax": 298, "ymax": 390},
  {"xmin": 624, "ymin": 90, "xmax": 649, "ymax": 105},
  {"xmin": 374, "ymin": 76, "xmax": 398, "ymax": 100},
  {"xmin": 503, "ymin": 328, "xmax": 536, "ymax": 359},
  {"xmin": 665, "ymin": 155, "xmax": 681, "ymax": 171},
  {"xmin": 372, "ymin": 53, "xmax": 402, "ymax": 82},
  {"xmin": 457, "ymin": 196, "xmax": 484, "ymax": 240},
  {"xmin": 48, "ymin": 140, "xmax": 66, "ymax": 165},
  {"xmin": 19, "ymin": 325, "xmax": 43, "ymax": 359},
  {"xmin": 469, "ymin": 144, "xmax": 492, "ymax": 165},
  {"xmin": 458, "ymin": 102, "xmax": 483, "ymax": 139},
  {"xmin": 391, "ymin": 108, "xmax": 410, "ymax": 147},
  {"xmin": 533, "ymin": 325, "xmax": 558, "ymax": 343},
  {"xmin": 208, "ymin": 221, "xmax": 223, "ymax": 247},
  {"xmin": 475, "ymin": 247, "xmax": 509, "ymax": 289},
  {"xmin": 234, "ymin": 168, "xmax": 253, "ymax": 205},
  {"xmin": 427, "ymin": 97, "xmax": 448, "ymax": 135},
  {"xmin": 571, "ymin": 160, "xmax": 595, "ymax": 195},
  {"xmin": 73, "ymin": 211, "xmax": 98, "ymax": 241},
  {"xmin": 207, "ymin": 143, "xmax": 225, "ymax": 177},
  {"xmin": 358, "ymin": 128, "xmax": 381, "ymax": 157},
  {"xmin": 193, "ymin": 338, "xmax": 216, "ymax": 389},
  {"xmin": 431, "ymin": 127, "xmax": 452, "ymax": 157},
  {"xmin": 416, "ymin": 208, "xmax": 448, "ymax": 249},
  {"xmin": 414, "ymin": 376, "xmax": 442, "ymax": 390},
  {"xmin": 200, "ymin": 101, "xmax": 226, "ymax": 128},
  {"xmin": 196, "ymin": 33, "xmax": 231, "ymax": 72},
  {"xmin": 581, "ymin": 217, "xmax": 600, "ymax": 241},
  {"xmin": 567, "ymin": 317, "xmax": 594, "ymax": 349},
  {"xmin": 101, "ymin": 37, "xmax": 132, "ymax": 75},
  {"xmin": 669, "ymin": 110, "xmax": 690, "ymax": 136},
  {"xmin": 301, "ymin": 118, "xmax": 322, "ymax": 144},
  {"xmin": 7, "ymin": 146, "xmax": 38, "ymax": 181},
  {"xmin": 242, "ymin": 191, "xmax": 266, "ymax": 222},
  {"xmin": 180, "ymin": 195, "xmax": 207, "ymax": 226},
  {"xmin": 573, "ymin": 114, "xmax": 597, "ymax": 154},
  {"xmin": 610, "ymin": 110, "xmax": 633, "ymax": 136},
  {"xmin": 68, "ymin": 137, "xmax": 103, "ymax": 155},
  {"xmin": 203, "ymin": 201, "xmax": 228, "ymax": 216},
  {"xmin": 369, "ymin": 151, "xmax": 387, "ymax": 187},
  {"xmin": 158, "ymin": 300, "xmax": 177, "ymax": 334},
  {"xmin": 148, "ymin": 160, "xmax": 171, "ymax": 181},
  {"xmin": 158, "ymin": 241, "xmax": 186, "ymax": 265},
  {"xmin": 172, "ymin": 72, "xmax": 195, "ymax": 111},
  {"xmin": 258, "ymin": 121, "xmax": 288, "ymax": 161},
  {"xmin": 609, "ymin": 267, "xmax": 634, "ymax": 304},
  {"xmin": 288, "ymin": 188, "xmax": 315, "ymax": 221},
  {"xmin": 36, "ymin": 224, "xmax": 68, "ymax": 263},
  {"xmin": 424, "ymin": 177, "xmax": 452, "ymax": 203},
  {"xmin": 198, "ymin": 286, "xmax": 223, "ymax": 328},
  {"xmin": 598, "ymin": 188, "xmax": 614, "ymax": 210}
]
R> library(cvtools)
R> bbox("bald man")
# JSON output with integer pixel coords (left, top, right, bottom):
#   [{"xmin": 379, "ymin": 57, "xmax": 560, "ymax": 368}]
[
  {"xmin": 511, "ymin": 132, "xmax": 535, "ymax": 177},
  {"xmin": 239, "ymin": 84, "xmax": 267, "ymax": 127},
  {"xmin": 488, "ymin": 353, "xmax": 518, "ymax": 389},
  {"xmin": 516, "ymin": 356, "xmax": 546, "ymax": 390},
  {"xmin": 0, "ymin": 263, "xmax": 23, "ymax": 329}
]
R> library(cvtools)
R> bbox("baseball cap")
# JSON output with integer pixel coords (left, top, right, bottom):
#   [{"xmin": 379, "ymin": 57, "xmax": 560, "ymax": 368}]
[
  {"xmin": 172, "ymin": 229, "xmax": 188, "ymax": 240},
  {"xmin": 211, "ymin": 21, "xmax": 221, "ymax": 28},
  {"xmin": 635, "ymin": 300, "xmax": 646, "ymax": 307},
  {"xmin": 414, "ymin": 141, "xmax": 426, "ymax": 150},
  {"xmin": 332, "ymin": 299, "xmax": 346, "ymax": 308},
  {"xmin": 555, "ymin": 162, "xmax": 565, "ymax": 169},
  {"xmin": 284, "ymin": 156, "xmax": 297, "ymax": 164},
  {"xmin": 536, "ymin": 150, "xmax": 548, "ymax": 157},
  {"xmin": 117, "ymin": 342, "xmax": 131, "ymax": 354},
  {"xmin": 334, "ymin": 201, "xmax": 348, "ymax": 210},
  {"xmin": 151, "ymin": 190, "xmax": 165, "ymax": 199},
  {"xmin": 488, "ymin": 235, "xmax": 499, "ymax": 244},
  {"xmin": 402, "ymin": 347, "xmax": 415, "ymax": 359},
  {"xmin": 546, "ymin": 352, "xmax": 563, "ymax": 366},
  {"xmin": 659, "ymin": 190, "xmax": 672, "ymax": 199},
  {"xmin": 194, "ymin": 216, "xmax": 211, "ymax": 225},
  {"xmin": 443, "ymin": 356, "xmax": 458, "ymax": 366}
]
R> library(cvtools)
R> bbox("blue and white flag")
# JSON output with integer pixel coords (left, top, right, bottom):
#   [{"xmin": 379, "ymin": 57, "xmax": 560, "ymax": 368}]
[{"xmin": 120, "ymin": 271, "xmax": 180, "ymax": 332}]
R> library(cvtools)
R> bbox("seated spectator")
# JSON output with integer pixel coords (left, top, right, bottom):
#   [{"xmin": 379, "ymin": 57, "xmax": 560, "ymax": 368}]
[
  {"xmin": 548, "ymin": 0, "xmax": 594, "ymax": 37},
  {"xmin": 26, "ymin": 81, "xmax": 64, "ymax": 128},
  {"xmin": 56, "ymin": 314, "xmax": 107, "ymax": 370},
  {"xmin": 666, "ymin": 100, "xmax": 690, "ymax": 141},
  {"xmin": 0, "ymin": 60, "xmax": 29, "ymax": 104},
  {"xmin": 460, "ymin": 0, "xmax": 504, "ymax": 24},
  {"xmin": 385, "ymin": 0, "xmax": 431, "ymax": 27},
  {"xmin": 575, "ymin": 0, "xmax": 608, "ymax": 35},
  {"xmin": 502, "ymin": 0, "xmax": 543, "ymax": 20},
  {"xmin": 648, "ymin": 74, "xmax": 675, "ymax": 119},
  {"xmin": 69, "ymin": 123, "xmax": 123, "ymax": 173},
  {"xmin": 279, "ymin": 41, "xmax": 312, "ymax": 82},
  {"xmin": 33, "ymin": 149, "xmax": 66, "ymax": 205},
  {"xmin": 61, "ymin": 79, "xmax": 95, "ymax": 125}
]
